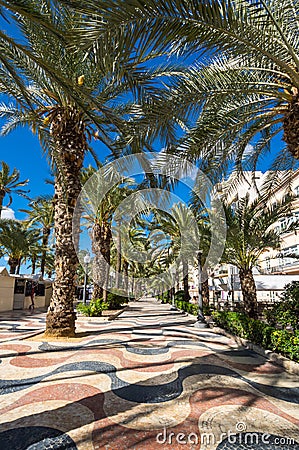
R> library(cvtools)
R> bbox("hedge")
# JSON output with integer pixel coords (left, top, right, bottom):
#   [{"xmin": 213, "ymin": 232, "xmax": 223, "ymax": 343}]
[
  {"xmin": 212, "ymin": 311, "xmax": 299, "ymax": 363},
  {"xmin": 164, "ymin": 297, "xmax": 211, "ymax": 316}
]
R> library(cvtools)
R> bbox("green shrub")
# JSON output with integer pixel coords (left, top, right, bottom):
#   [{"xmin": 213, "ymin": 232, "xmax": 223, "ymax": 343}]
[
  {"xmin": 212, "ymin": 310, "xmax": 299, "ymax": 362},
  {"xmin": 174, "ymin": 290, "xmax": 185, "ymax": 302},
  {"xmin": 173, "ymin": 299, "xmax": 197, "ymax": 315},
  {"xmin": 107, "ymin": 289, "xmax": 129, "ymax": 310},
  {"xmin": 173, "ymin": 297, "xmax": 212, "ymax": 316},
  {"xmin": 265, "ymin": 282, "xmax": 299, "ymax": 331},
  {"xmin": 76, "ymin": 298, "xmax": 109, "ymax": 317}
]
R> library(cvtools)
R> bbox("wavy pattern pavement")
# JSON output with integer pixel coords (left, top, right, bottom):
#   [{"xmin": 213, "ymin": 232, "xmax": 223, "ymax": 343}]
[{"xmin": 0, "ymin": 298, "xmax": 298, "ymax": 450}]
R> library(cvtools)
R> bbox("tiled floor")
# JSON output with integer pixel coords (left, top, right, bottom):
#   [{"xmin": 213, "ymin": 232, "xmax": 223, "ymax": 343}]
[{"xmin": 0, "ymin": 298, "xmax": 298, "ymax": 449}]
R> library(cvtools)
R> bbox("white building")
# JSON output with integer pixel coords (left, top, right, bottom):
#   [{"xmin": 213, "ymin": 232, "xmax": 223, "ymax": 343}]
[
  {"xmin": 0, "ymin": 207, "xmax": 16, "ymax": 220},
  {"xmin": 206, "ymin": 170, "xmax": 299, "ymax": 303}
]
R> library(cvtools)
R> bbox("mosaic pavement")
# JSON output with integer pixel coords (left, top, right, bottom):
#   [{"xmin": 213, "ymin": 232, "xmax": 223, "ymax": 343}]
[{"xmin": 0, "ymin": 298, "xmax": 298, "ymax": 449}]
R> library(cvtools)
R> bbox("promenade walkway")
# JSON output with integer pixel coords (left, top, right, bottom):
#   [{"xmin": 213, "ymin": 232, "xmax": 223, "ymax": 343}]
[{"xmin": 0, "ymin": 297, "xmax": 298, "ymax": 449}]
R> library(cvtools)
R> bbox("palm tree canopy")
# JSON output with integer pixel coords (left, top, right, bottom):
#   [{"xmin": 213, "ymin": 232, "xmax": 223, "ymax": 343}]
[
  {"xmin": 152, "ymin": 202, "xmax": 200, "ymax": 266},
  {"xmin": 0, "ymin": 219, "xmax": 40, "ymax": 260},
  {"xmin": 0, "ymin": 161, "xmax": 29, "ymax": 207},
  {"xmin": 222, "ymin": 192, "xmax": 296, "ymax": 270},
  {"xmin": 0, "ymin": 1, "xmax": 180, "ymax": 159},
  {"xmin": 20, "ymin": 195, "xmax": 54, "ymax": 231},
  {"xmin": 67, "ymin": 0, "xmax": 299, "ymax": 172}
]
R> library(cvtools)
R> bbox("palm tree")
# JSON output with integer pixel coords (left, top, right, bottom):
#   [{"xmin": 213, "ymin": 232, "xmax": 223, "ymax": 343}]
[
  {"xmin": 0, "ymin": 161, "xmax": 29, "ymax": 216},
  {"xmin": 27, "ymin": 241, "xmax": 42, "ymax": 275},
  {"xmin": 0, "ymin": 219, "xmax": 40, "ymax": 274},
  {"xmin": 20, "ymin": 195, "xmax": 54, "ymax": 278},
  {"xmin": 0, "ymin": 1, "xmax": 92, "ymax": 110},
  {"xmin": 0, "ymin": 3, "xmax": 174, "ymax": 336},
  {"xmin": 72, "ymin": 0, "xmax": 299, "ymax": 171},
  {"xmin": 221, "ymin": 193, "xmax": 295, "ymax": 318},
  {"xmin": 154, "ymin": 203, "xmax": 199, "ymax": 302},
  {"xmin": 190, "ymin": 191, "xmax": 217, "ymax": 306},
  {"xmin": 81, "ymin": 166, "xmax": 147, "ymax": 300}
]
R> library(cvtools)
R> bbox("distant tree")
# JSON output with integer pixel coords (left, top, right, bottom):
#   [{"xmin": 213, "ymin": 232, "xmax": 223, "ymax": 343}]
[
  {"xmin": 0, "ymin": 219, "xmax": 40, "ymax": 274},
  {"xmin": 0, "ymin": 2, "xmax": 174, "ymax": 336},
  {"xmin": 0, "ymin": 161, "xmax": 28, "ymax": 216},
  {"xmin": 222, "ymin": 194, "xmax": 295, "ymax": 318},
  {"xmin": 155, "ymin": 203, "xmax": 199, "ymax": 302},
  {"xmin": 21, "ymin": 196, "xmax": 54, "ymax": 278}
]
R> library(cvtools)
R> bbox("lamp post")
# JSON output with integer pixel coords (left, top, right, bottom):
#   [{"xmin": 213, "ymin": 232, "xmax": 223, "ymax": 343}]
[
  {"xmin": 83, "ymin": 254, "xmax": 91, "ymax": 305},
  {"xmin": 194, "ymin": 250, "xmax": 208, "ymax": 328}
]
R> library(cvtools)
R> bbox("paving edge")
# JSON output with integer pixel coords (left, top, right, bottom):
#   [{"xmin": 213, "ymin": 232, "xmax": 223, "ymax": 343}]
[
  {"xmin": 108, "ymin": 306, "xmax": 128, "ymax": 320},
  {"xmin": 212, "ymin": 326, "xmax": 299, "ymax": 375}
]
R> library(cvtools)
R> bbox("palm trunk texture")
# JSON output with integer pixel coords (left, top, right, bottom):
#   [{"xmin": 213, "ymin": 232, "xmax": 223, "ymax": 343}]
[
  {"xmin": 239, "ymin": 267, "xmax": 258, "ymax": 319},
  {"xmin": 115, "ymin": 221, "xmax": 122, "ymax": 289},
  {"xmin": 8, "ymin": 257, "xmax": 18, "ymax": 274},
  {"xmin": 92, "ymin": 222, "xmax": 111, "ymax": 301},
  {"xmin": 0, "ymin": 192, "xmax": 4, "ymax": 217},
  {"xmin": 182, "ymin": 260, "xmax": 190, "ymax": 302},
  {"xmin": 41, "ymin": 228, "xmax": 50, "ymax": 279},
  {"xmin": 122, "ymin": 259, "xmax": 129, "ymax": 293},
  {"xmin": 202, "ymin": 267, "xmax": 209, "ymax": 306},
  {"xmin": 45, "ymin": 108, "xmax": 86, "ymax": 337}
]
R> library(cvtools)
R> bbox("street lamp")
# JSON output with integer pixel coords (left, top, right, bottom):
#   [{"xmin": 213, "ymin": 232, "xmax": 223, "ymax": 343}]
[
  {"xmin": 194, "ymin": 250, "xmax": 209, "ymax": 328},
  {"xmin": 83, "ymin": 254, "xmax": 91, "ymax": 305}
]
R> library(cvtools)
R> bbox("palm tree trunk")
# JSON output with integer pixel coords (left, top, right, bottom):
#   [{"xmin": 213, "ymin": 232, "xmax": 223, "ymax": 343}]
[
  {"xmin": 41, "ymin": 228, "xmax": 50, "ymax": 279},
  {"xmin": 182, "ymin": 259, "xmax": 190, "ymax": 302},
  {"xmin": 8, "ymin": 257, "xmax": 18, "ymax": 274},
  {"xmin": 31, "ymin": 256, "xmax": 36, "ymax": 275},
  {"xmin": 202, "ymin": 267, "xmax": 209, "ymax": 306},
  {"xmin": 45, "ymin": 111, "xmax": 86, "ymax": 337},
  {"xmin": 16, "ymin": 257, "xmax": 22, "ymax": 275},
  {"xmin": 0, "ymin": 191, "xmax": 4, "ymax": 217},
  {"xmin": 92, "ymin": 222, "xmax": 112, "ymax": 301},
  {"xmin": 115, "ymin": 220, "xmax": 122, "ymax": 289},
  {"xmin": 123, "ymin": 259, "xmax": 128, "ymax": 293},
  {"xmin": 92, "ymin": 223, "xmax": 104, "ymax": 300},
  {"xmin": 239, "ymin": 267, "xmax": 258, "ymax": 319}
]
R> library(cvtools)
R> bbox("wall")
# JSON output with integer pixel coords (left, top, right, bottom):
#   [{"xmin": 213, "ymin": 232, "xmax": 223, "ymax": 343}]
[
  {"xmin": 0, "ymin": 276, "xmax": 15, "ymax": 312},
  {"xmin": 23, "ymin": 295, "xmax": 46, "ymax": 309}
]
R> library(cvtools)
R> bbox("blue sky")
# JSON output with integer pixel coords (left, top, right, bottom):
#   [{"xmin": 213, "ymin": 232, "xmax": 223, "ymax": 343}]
[
  {"xmin": 0, "ymin": 125, "xmax": 284, "ymax": 219},
  {"xmin": 0, "ymin": 127, "xmax": 113, "ymax": 219},
  {"xmin": 0, "ymin": 9, "xmax": 286, "ymax": 218},
  {"xmin": 0, "ymin": 6, "xmax": 288, "ymax": 274}
]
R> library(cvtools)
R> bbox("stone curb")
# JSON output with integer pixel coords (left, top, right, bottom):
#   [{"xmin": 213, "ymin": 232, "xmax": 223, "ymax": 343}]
[
  {"xmin": 76, "ymin": 305, "xmax": 128, "ymax": 322},
  {"xmin": 108, "ymin": 306, "xmax": 128, "ymax": 320},
  {"xmin": 212, "ymin": 326, "xmax": 299, "ymax": 375}
]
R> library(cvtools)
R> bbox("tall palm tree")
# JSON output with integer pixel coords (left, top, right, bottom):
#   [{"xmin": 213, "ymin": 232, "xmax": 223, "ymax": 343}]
[
  {"xmin": 71, "ymin": 0, "xmax": 299, "ymax": 172},
  {"xmin": 190, "ymin": 192, "xmax": 217, "ymax": 306},
  {"xmin": 154, "ymin": 203, "xmax": 199, "ymax": 302},
  {"xmin": 0, "ymin": 3, "xmax": 174, "ymax": 336},
  {"xmin": 26, "ymin": 241, "xmax": 42, "ymax": 275},
  {"xmin": 222, "ymin": 193, "xmax": 295, "ymax": 318},
  {"xmin": 0, "ymin": 161, "xmax": 29, "ymax": 216},
  {"xmin": 20, "ymin": 195, "xmax": 54, "ymax": 278},
  {"xmin": 0, "ymin": 219, "xmax": 40, "ymax": 274},
  {"xmin": 81, "ymin": 166, "xmax": 147, "ymax": 300}
]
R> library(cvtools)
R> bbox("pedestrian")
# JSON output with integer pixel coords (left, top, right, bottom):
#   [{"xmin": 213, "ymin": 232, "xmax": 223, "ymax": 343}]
[{"xmin": 29, "ymin": 282, "xmax": 35, "ymax": 310}]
